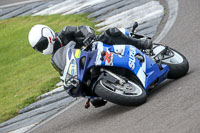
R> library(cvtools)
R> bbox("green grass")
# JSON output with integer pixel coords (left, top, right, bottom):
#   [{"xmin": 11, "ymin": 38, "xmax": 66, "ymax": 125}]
[{"xmin": 0, "ymin": 14, "xmax": 98, "ymax": 123}]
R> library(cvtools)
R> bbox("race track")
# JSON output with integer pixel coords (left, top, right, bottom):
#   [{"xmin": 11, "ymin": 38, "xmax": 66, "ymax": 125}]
[
  {"xmin": 29, "ymin": 0, "xmax": 200, "ymax": 132},
  {"xmin": 18, "ymin": 0, "xmax": 200, "ymax": 132},
  {"xmin": 0, "ymin": 0, "xmax": 27, "ymax": 6}
]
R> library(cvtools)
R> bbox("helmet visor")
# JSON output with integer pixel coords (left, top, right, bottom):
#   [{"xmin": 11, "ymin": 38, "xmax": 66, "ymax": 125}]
[{"xmin": 33, "ymin": 36, "xmax": 49, "ymax": 53}]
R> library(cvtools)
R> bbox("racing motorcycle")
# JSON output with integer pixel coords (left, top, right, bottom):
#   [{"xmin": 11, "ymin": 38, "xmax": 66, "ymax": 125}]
[{"xmin": 56, "ymin": 22, "xmax": 189, "ymax": 108}]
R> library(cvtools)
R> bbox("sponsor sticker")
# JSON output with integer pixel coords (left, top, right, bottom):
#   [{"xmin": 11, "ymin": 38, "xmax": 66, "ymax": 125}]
[
  {"xmin": 104, "ymin": 52, "xmax": 112, "ymax": 63},
  {"xmin": 75, "ymin": 49, "xmax": 81, "ymax": 58},
  {"xmin": 68, "ymin": 61, "xmax": 77, "ymax": 75},
  {"xmin": 129, "ymin": 47, "xmax": 136, "ymax": 70},
  {"xmin": 104, "ymin": 52, "xmax": 113, "ymax": 66}
]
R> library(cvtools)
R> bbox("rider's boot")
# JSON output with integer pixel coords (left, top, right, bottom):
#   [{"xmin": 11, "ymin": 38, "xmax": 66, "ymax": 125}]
[
  {"xmin": 137, "ymin": 37, "xmax": 153, "ymax": 49},
  {"xmin": 131, "ymin": 22, "xmax": 153, "ymax": 49},
  {"xmin": 123, "ymin": 35, "xmax": 153, "ymax": 50},
  {"xmin": 91, "ymin": 99, "xmax": 107, "ymax": 108},
  {"xmin": 97, "ymin": 27, "xmax": 153, "ymax": 50}
]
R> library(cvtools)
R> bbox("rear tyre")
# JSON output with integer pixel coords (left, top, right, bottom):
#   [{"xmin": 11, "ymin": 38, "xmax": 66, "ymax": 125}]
[
  {"xmin": 94, "ymin": 76, "xmax": 147, "ymax": 106},
  {"xmin": 161, "ymin": 48, "xmax": 189, "ymax": 79}
]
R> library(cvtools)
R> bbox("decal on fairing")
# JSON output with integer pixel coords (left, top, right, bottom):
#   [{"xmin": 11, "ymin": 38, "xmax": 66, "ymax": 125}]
[
  {"xmin": 128, "ymin": 46, "xmax": 147, "ymax": 88},
  {"xmin": 104, "ymin": 52, "xmax": 111, "ymax": 63},
  {"xmin": 68, "ymin": 60, "xmax": 77, "ymax": 75},
  {"xmin": 113, "ymin": 45, "xmax": 125, "ymax": 57},
  {"xmin": 95, "ymin": 42, "xmax": 126, "ymax": 65},
  {"xmin": 60, "ymin": 48, "xmax": 77, "ymax": 87},
  {"xmin": 137, "ymin": 67, "xmax": 146, "ymax": 87},
  {"xmin": 104, "ymin": 52, "xmax": 113, "ymax": 66},
  {"xmin": 95, "ymin": 42, "xmax": 104, "ymax": 66},
  {"xmin": 128, "ymin": 47, "xmax": 136, "ymax": 70},
  {"xmin": 75, "ymin": 49, "xmax": 81, "ymax": 58}
]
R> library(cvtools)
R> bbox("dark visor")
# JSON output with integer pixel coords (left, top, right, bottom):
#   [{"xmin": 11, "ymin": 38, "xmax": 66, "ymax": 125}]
[{"xmin": 33, "ymin": 36, "xmax": 49, "ymax": 53}]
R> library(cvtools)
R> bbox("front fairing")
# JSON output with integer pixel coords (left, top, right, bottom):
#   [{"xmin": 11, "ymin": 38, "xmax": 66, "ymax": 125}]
[
  {"xmin": 61, "ymin": 47, "xmax": 97, "ymax": 90},
  {"xmin": 61, "ymin": 41, "xmax": 169, "ymax": 94}
]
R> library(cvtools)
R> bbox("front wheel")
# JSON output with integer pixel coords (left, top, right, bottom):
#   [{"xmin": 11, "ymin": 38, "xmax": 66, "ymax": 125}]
[{"xmin": 94, "ymin": 74, "xmax": 147, "ymax": 106}]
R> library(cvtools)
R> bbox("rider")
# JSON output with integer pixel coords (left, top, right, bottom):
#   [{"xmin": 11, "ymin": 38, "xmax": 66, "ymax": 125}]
[{"xmin": 28, "ymin": 24, "xmax": 152, "ymax": 108}]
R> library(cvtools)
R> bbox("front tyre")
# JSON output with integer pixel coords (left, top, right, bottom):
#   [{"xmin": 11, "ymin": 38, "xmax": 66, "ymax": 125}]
[{"xmin": 94, "ymin": 77, "xmax": 147, "ymax": 106}]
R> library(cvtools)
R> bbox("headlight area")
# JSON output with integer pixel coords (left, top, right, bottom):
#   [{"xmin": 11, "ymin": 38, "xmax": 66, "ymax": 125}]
[
  {"xmin": 64, "ymin": 74, "xmax": 81, "ymax": 97},
  {"xmin": 64, "ymin": 59, "xmax": 79, "ymax": 89},
  {"xmin": 64, "ymin": 60, "xmax": 80, "ymax": 97},
  {"xmin": 70, "ymin": 77, "xmax": 79, "ymax": 88}
]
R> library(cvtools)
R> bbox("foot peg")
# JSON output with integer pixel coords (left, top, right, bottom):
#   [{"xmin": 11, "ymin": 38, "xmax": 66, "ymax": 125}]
[
  {"xmin": 85, "ymin": 99, "xmax": 91, "ymax": 109},
  {"xmin": 91, "ymin": 99, "xmax": 107, "ymax": 108}
]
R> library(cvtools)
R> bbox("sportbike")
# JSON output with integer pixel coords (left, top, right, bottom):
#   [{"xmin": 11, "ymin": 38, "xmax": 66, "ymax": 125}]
[{"xmin": 53, "ymin": 22, "xmax": 189, "ymax": 107}]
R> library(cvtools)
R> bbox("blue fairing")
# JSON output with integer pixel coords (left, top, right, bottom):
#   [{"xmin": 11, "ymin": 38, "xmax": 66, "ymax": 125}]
[
  {"xmin": 74, "ymin": 42, "xmax": 169, "ymax": 91},
  {"xmin": 75, "ymin": 50, "xmax": 97, "ymax": 81},
  {"xmin": 92, "ymin": 43, "xmax": 169, "ymax": 90}
]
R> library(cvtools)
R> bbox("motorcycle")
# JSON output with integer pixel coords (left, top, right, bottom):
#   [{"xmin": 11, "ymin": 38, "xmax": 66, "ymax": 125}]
[{"xmin": 56, "ymin": 22, "xmax": 189, "ymax": 107}]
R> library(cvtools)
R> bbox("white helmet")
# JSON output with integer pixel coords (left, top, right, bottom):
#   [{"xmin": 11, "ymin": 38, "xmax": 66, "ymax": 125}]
[{"xmin": 28, "ymin": 24, "xmax": 55, "ymax": 55}]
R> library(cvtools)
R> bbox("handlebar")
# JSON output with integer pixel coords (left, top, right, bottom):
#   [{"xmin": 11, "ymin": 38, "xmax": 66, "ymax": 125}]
[{"xmin": 82, "ymin": 35, "xmax": 96, "ymax": 51}]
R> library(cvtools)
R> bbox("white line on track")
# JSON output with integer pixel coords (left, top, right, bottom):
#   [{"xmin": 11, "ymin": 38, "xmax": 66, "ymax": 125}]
[
  {"xmin": 154, "ymin": 0, "xmax": 179, "ymax": 43},
  {"xmin": 33, "ymin": 0, "xmax": 74, "ymax": 16},
  {"xmin": 62, "ymin": 0, "xmax": 106, "ymax": 15},
  {"xmin": 10, "ymin": 123, "xmax": 38, "ymax": 133},
  {"xmin": 95, "ymin": 1, "xmax": 161, "ymax": 27},
  {"xmin": 27, "ymin": 98, "xmax": 83, "ymax": 133}
]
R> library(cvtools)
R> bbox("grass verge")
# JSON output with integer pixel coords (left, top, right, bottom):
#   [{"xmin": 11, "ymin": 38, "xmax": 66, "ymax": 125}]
[{"xmin": 0, "ymin": 14, "xmax": 98, "ymax": 123}]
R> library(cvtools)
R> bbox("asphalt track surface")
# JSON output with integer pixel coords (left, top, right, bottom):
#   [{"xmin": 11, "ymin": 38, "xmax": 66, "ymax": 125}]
[
  {"xmin": 0, "ymin": 0, "xmax": 25, "ymax": 6},
  {"xmin": 0, "ymin": 0, "xmax": 34, "ymax": 6},
  {"xmin": 0, "ymin": 0, "xmax": 48, "ymax": 7},
  {"xmin": 29, "ymin": 0, "xmax": 200, "ymax": 132}
]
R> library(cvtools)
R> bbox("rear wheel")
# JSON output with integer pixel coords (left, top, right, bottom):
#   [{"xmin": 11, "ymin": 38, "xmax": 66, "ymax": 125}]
[
  {"xmin": 161, "ymin": 48, "xmax": 189, "ymax": 79},
  {"xmin": 94, "ymin": 73, "xmax": 147, "ymax": 106}
]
